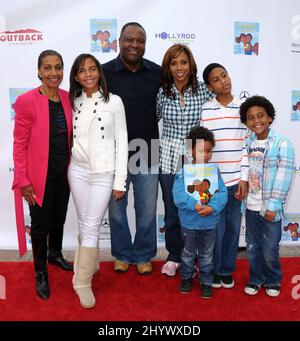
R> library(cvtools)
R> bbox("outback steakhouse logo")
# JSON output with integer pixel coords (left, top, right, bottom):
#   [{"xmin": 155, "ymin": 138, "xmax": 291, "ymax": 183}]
[{"xmin": 0, "ymin": 29, "xmax": 43, "ymax": 45}]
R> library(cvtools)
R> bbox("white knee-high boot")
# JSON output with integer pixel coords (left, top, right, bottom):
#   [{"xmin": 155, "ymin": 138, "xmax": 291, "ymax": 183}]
[
  {"xmin": 73, "ymin": 246, "xmax": 98, "ymax": 308},
  {"xmin": 76, "ymin": 235, "xmax": 100, "ymax": 275}
]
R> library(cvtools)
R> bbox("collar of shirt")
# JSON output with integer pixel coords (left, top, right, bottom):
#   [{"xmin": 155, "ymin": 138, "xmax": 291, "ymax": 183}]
[
  {"xmin": 210, "ymin": 95, "xmax": 240, "ymax": 108},
  {"xmin": 247, "ymin": 127, "xmax": 274, "ymax": 146},
  {"xmin": 80, "ymin": 90, "xmax": 102, "ymax": 100},
  {"xmin": 115, "ymin": 55, "xmax": 152, "ymax": 72},
  {"xmin": 170, "ymin": 84, "xmax": 193, "ymax": 97}
]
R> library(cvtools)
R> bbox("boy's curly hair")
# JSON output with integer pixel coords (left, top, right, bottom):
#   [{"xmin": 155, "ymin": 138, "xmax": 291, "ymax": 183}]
[{"xmin": 240, "ymin": 95, "xmax": 275, "ymax": 124}]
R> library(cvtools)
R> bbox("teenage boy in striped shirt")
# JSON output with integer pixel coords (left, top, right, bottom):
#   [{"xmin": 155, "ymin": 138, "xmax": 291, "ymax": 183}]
[{"xmin": 200, "ymin": 63, "xmax": 249, "ymax": 288}]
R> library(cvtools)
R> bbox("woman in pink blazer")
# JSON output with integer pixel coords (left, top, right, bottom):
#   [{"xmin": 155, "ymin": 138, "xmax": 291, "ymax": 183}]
[{"xmin": 12, "ymin": 50, "xmax": 73, "ymax": 300}]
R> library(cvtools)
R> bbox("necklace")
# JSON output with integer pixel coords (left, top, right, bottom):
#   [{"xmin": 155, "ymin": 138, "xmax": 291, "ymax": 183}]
[{"xmin": 40, "ymin": 86, "xmax": 60, "ymax": 102}]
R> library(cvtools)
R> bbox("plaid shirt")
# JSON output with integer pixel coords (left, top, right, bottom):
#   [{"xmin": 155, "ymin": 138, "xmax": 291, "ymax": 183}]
[
  {"xmin": 157, "ymin": 83, "xmax": 213, "ymax": 173},
  {"xmin": 242, "ymin": 128, "xmax": 295, "ymax": 221}
]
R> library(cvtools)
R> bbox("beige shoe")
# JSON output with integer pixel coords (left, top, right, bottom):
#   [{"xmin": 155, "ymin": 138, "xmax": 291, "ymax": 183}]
[
  {"xmin": 114, "ymin": 260, "xmax": 130, "ymax": 273},
  {"xmin": 137, "ymin": 262, "xmax": 152, "ymax": 275},
  {"xmin": 73, "ymin": 246, "xmax": 98, "ymax": 309}
]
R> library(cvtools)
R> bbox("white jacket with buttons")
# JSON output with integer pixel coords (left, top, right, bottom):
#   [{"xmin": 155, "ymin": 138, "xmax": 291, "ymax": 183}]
[{"xmin": 71, "ymin": 91, "xmax": 128, "ymax": 191}]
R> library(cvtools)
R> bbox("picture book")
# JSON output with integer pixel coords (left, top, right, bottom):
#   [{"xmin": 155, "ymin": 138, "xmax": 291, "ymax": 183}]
[
  {"xmin": 234, "ymin": 21, "xmax": 259, "ymax": 56},
  {"xmin": 90, "ymin": 18, "xmax": 117, "ymax": 53},
  {"xmin": 183, "ymin": 163, "xmax": 219, "ymax": 205},
  {"xmin": 291, "ymin": 90, "xmax": 300, "ymax": 121}
]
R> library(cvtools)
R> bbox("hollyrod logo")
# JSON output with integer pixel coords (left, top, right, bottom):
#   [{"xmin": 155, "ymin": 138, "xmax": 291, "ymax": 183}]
[
  {"xmin": 155, "ymin": 31, "xmax": 196, "ymax": 44},
  {"xmin": 0, "ymin": 28, "xmax": 43, "ymax": 46}
]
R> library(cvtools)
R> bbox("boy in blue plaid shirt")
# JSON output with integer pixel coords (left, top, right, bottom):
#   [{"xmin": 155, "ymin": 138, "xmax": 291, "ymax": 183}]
[{"xmin": 240, "ymin": 95, "xmax": 295, "ymax": 298}]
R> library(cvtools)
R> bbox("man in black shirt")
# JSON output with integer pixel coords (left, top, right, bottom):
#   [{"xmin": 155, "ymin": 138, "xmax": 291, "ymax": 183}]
[{"xmin": 103, "ymin": 22, "xmax": 161, "ymax": 275}]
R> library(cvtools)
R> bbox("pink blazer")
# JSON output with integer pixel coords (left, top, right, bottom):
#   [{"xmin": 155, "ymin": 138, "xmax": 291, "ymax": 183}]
[{"xmin": 12, "ymin": 87, "xmax": 72, "ymax": 255}]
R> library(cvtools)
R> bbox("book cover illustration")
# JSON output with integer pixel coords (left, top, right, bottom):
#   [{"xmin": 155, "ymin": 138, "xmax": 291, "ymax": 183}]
[
  {"xmin": 282, "ymin": 213, "xmax": 300, "ymax": 244},
  {"xmin": 291, "ymin": 90, "xmax": 300, "ymax": 121},
  {"xmin": 183, "ymin": 163, "xmax": 219, "ymax": 205},
  {"xmin": 9, "ymin": 88, "xmax": 31, "ymax": 120},
  {"xmin": 90, "ymin": 19, "xmax": 117, "ymax": 53},
  {"xmin": 234, "ymin": 21, "xmax": 259, "ymax": 56}
]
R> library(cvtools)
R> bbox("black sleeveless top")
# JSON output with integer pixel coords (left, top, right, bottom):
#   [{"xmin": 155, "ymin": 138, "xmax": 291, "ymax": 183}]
[{"xmin": 47, "ymin": 99, "xmax": 69, "ymax": 177}]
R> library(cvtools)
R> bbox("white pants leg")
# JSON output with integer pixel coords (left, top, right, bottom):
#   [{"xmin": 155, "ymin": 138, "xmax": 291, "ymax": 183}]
[{"xmin": 68, "ymin": 163, "xmax": 114, "ymax": 247}]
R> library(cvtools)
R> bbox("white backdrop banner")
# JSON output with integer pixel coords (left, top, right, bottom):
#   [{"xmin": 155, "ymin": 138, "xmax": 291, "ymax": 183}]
[{"xmin": 1, "ymin": 0, "xmax": 299, "ymax": 252}]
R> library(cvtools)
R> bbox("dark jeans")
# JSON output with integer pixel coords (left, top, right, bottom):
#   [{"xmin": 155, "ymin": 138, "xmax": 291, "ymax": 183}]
[
  {"xmin": 214, "ymin": 184, "xmax": 242, "ymax": 276},
  {"xmin": 181, "ymin": 227, "xmax": 216, "ymax": 286},
  {"xmin": 246, "ymin": 209, "xmax": 282, "ymax": 286},
  {"xmin": 159, "ymin": 170, "xmax": 183, "ymax": 263}
]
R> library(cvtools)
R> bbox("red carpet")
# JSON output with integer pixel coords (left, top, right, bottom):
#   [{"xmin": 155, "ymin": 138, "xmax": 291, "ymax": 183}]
[{"xmin": 0, "ymin": 258, "xmax": 299, "ymax": 321}]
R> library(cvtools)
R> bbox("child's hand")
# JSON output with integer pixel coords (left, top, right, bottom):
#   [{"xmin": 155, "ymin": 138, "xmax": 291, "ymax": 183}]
[
  {"xmin": 112, "ymin": 190, "xmax": 125, "ymax": 201},
  {"xmin": 197, "ymin": 205, "xmax": 213, "ymax": 217},
  {"xmin": 195, "ymin": 203, "xmax": 202, "ymax": 212},
  {"xmin": 235, "ymin": 180, "xmax": 248, "ymax": 201},
  {"xmin": 264, "ymin": 210, "xmax": 275, "ymax": 222}
]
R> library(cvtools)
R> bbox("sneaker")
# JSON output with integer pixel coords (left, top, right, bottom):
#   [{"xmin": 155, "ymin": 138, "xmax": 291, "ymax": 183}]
[
  {"xmin": 137, "ymin": 262, "xmax": 152, "ymax": 275},
  {"xmin": 180, "ymin": 278, "xmax": 191, "ymax": 294},
  {"xmin": 201, "ymin": 284, "xmax": 212, "ymax": 299},
  {"xmin": 221, "ymin": 275, "xmax": 234, "ymax": 288},
  {"xmin": 244, "ymin": 283, "xmax": 260, "ymax": 296},
  {"xmin": 161, "ymin": 261, "xmax": 181, "ymax": 277},
  {"xmin": 211, "ymin": 274, "xmax": 222, "ymax": 288},
  {"xmin": 266, "ymin": 285, "xmax": 280, "ymax": 297},
  {"xmin": 114, "ymin": 260, "xmax": 129, "ymax": 273}
]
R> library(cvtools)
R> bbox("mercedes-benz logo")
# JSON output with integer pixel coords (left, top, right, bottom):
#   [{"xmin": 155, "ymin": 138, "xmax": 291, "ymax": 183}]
[
  {"xmin": 101, "ymin": 218, "xmax": 110, "ymax": 228},
  {"xmin": 239, "ymin": 91, "xmax": 249, "ymax": 100}
]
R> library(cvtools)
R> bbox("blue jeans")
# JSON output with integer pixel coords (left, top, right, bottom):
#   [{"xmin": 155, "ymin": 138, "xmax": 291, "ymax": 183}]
[
  {"xmin": 181, "ymin": 227, "xmax": 216, "ymax": 286},
  {"xmin": 246, "ymin": 209, "xmax": 282, "ymax": 286},
  {"xmin": 108, "ymin": 169, "xmax": 158, "ymax": 264},
  {"xmin": 159, "ymin": 170, "xmax": 183, "ymax": 263},
  {"xmin": 214, "ymin": 184, "xmax": 241, "ymax": 276}
]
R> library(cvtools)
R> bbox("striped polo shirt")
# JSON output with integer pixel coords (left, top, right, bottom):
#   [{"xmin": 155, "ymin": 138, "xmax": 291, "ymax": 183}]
[{"xmin": 200, "ymin": 96, "xmax": 249, "ymax": 186}]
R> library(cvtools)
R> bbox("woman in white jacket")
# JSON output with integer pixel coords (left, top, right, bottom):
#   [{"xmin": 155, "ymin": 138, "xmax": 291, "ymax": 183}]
[{"xmin": 68, "ymin": 54, "xmax": 128, "ymax": 308}]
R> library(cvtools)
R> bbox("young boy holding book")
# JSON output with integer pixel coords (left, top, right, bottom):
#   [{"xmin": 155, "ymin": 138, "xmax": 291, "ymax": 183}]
[
  {"xmin": 200, "ymin": 63, "xmax": 249, "ymax": 288},
  {"xmin": 240, "ymin": 95, "xmax": 295, "ymax": 297},
  {"xmin": 172, "ymin": 126, "xmax": 228, "ymax": 298}
]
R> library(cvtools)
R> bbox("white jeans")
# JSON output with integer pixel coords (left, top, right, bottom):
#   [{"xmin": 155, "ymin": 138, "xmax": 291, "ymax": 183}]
[{"xmin": 68, "ymin": 162, "xmax": 114, "ymax": 247}]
